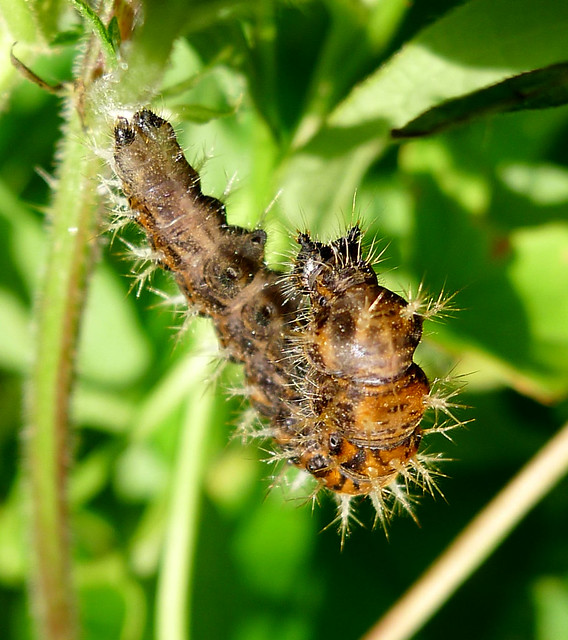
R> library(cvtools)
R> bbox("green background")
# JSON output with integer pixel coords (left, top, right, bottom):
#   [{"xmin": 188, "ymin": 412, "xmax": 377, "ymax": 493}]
[{"xmin": 1, "ymin": 1, "xmax": 568, "ymax": 639}]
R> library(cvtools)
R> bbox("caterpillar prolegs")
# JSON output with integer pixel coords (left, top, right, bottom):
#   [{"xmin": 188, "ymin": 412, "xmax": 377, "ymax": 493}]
[{"xmin": 113, "ymin": 109, "xmax": 458, "ymax": 536}]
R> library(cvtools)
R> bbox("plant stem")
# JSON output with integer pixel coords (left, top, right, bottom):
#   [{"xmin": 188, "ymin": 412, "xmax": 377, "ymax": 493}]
[
  {"xmin": 26, "ymin": 106, "xmax": 102, "ymax": 640},
  {"xmin": 362, "ymin": 420, "xmax": 568, "ymax": 640},
  {"xmin": 155, "ymin": 342, "xmax": 217, "ymax": 640}
]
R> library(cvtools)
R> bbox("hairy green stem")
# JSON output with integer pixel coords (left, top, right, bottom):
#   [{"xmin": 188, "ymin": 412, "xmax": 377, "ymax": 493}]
[{"xmin": 26, "ymin": 105, "xmax": 102, "ymax": 640}]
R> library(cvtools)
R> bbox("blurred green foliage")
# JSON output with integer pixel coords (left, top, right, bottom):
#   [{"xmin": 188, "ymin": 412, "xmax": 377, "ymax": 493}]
[{"xmin": 1, "ymin": 0, "xmax": 568, "ymax": 639}]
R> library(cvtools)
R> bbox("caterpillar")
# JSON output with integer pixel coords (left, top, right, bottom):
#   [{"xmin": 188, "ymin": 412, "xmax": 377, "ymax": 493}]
[{"xmin": 113, "ymin": 109, "xmax": 459, "ymax": 538}]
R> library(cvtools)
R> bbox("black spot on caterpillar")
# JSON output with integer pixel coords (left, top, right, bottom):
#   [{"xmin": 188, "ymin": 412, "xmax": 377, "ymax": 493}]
[{"xmin": 113, "ymin": 109, "xmax": 460, "ymax": 538}]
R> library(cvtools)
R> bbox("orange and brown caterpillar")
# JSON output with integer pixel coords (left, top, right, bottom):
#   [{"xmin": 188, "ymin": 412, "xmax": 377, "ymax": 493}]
[{"xmin": 113, "ymin": 109, "xmax": 459, "ymax": 537}]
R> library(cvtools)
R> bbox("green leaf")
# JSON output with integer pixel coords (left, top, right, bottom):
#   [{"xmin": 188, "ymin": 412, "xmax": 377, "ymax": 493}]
[
  {"xmin": 329, "ymin": 0, "xmax": 568, "ymax": 134},
  {"xmin": 393, "ymin": 62, "xmax": 568, "ymax": 139},
  {"xmin": 0, "ymin": 288, "xmax": 31, "ymax": 371},
  {"xmin": 107, "ymin": 15, "xmax": 121, "ymax": 51},
  {"xmin": 172, "ymin": 101, "xmax": 238, "ymax": 124},
  {"xmin": 533, "ymin": 576, "xmax": 568, "ymax": 640},
  {"xmin": 507, "ymin": 223, "xmax": 568, "ymax": 396},
  {"xmin": 0, "ymin": 0, "xmax": 42, "ymax": 44},
  {"xmin": 50, "ymin": 27, "xmax": 83, "ymax": 46},
  {"xmin": 68, "ymin": 0, "xmax": 116, "ymax": 65},
  {"xmin": 77, "ymin": 265, "xmax": 152, "ymax": 387}
]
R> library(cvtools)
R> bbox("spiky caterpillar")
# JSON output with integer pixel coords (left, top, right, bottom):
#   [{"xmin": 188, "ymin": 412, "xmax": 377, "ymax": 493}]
[
  {"xmin": 113, "ymin": 109, "xmax": 454, "ymax": 534},
  {"xmin": 291, "ymin": 231, "xmax": 429, "ymax": 500}
]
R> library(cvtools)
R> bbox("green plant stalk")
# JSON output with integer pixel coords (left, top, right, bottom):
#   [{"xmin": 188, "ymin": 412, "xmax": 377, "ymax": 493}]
[
  {"xmin": 155, "ymin": 344, "xmax": 217, "ymax": 640},
  {"xmin": 24, "ymin": 1, "xmax": 191, "ymax": 636},
  {"xmin": 23, "ymin": 2, "xmax": 117, "ymax": 634},
  {"xmin": 26, "ymin": 105, "xmax": 102, "ymax": 640},
  {"xmin": 363, "ymin": 420, "xmax": 568, "ymax": 640}
]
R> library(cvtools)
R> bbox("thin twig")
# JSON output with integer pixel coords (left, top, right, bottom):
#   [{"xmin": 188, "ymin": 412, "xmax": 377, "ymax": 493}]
[
  {"xmin": 11, "ymin": 45, "xmax": 67, "ymax": 95},
  {"xmin": 363, "ymin": 420, "xmax": 568, "ymax": 640}
]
